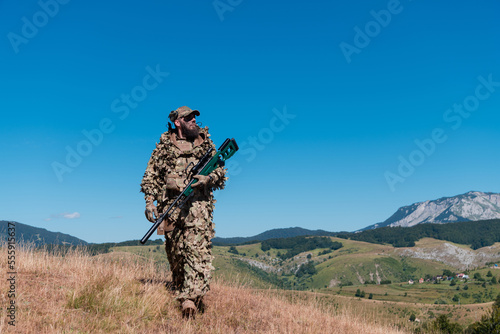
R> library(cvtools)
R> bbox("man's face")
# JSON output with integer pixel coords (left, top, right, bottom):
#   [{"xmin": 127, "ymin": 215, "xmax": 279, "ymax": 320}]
[
  {"xmin": 180, "ymin": 114, "xmax": 197, "ymax": 128},
  {"xmin": 177, "ymin": 114, "xmax": 199, "ymax": 139}
]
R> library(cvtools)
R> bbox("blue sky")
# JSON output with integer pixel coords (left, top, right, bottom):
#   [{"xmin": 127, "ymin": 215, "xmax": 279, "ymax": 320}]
[{"xmin": 1, "ymin": 0, "xmax": 499, "ymax": 243}]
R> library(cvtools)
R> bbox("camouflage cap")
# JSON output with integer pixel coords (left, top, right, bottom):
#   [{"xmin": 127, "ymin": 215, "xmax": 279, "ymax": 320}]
[{"xmin": 169, "ymin": 106, "xmax": 200, "ymax": 122}]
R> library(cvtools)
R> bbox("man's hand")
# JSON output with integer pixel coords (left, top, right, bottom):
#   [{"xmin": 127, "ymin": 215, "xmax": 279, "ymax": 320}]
[
  {"xmin": 145, "ymin": 201, "xmax": 159, "ymax": 223},
  {"xmin": 191, "ymin": 174, "xmax": 211, "ymax": 189}
]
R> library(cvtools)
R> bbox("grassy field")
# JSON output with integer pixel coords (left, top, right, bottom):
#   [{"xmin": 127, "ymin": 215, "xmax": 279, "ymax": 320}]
[
  {"xmin": 77, "ymin": 236, "xmax": 500, "ymax": 331},
  {"xmin": 264, "ymin": 288, "xmax": 492, "ymax": 329},
  {"xmin": 214, "ymin": 237, "xmax": 461, "ymax": 288},
  {"xmin": 111, "ymin": 244, "xmax": 168, "ymax": 264},
  {"xmin": 0, "ymin": 243, "xmax": 411, "ymax": 334},
  {"xmin": 327, "ymin": 278, "xmax": 500, "ymax": 304},
  {"xmin": 210, "ymin": 236, "xmax": 500, "ymax": 327},
  {"xmin": 113, "ymin": 238, "xmax": 500, "ymax": 304}
]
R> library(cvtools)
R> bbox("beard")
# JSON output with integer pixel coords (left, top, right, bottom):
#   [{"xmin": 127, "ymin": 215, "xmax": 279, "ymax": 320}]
[{"xmin": 181, "ymin": 122, "xmax": 200, "ymax": 141}]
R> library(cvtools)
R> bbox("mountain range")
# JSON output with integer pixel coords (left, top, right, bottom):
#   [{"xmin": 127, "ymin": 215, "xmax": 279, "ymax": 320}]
[
  {"xmin": 0, "ymin": 221, "xmax": 87, "ymax": 246},
  {"xmin": 3, "ymin": 191, "xmax": 499, "ymax": 246},
  {"xmin": 212, "ymin": 227, "xmax": 336, "ymax": 246},
  {"xmin": 363, "ymin": 191, "xmax": 500, "ymax": 230}
]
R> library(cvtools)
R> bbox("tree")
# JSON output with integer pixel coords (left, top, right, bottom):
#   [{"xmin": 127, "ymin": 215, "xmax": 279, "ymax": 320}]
[
  {"xmin": 409, "ymin": 314, "xmax": 416, "ymax": 322},
  {"xmin": 430, "ymin": 315, "xmax": 463, "ymax": 334},
  {"xmin": 295, "ymin": 261, "xmax": 316, "ymax": 278},
  {"xmin": 492, "ymin": 276, "xmax": 498, "ymax": 284},
  {"xmin": 228, "ymin": 246, "xmax": 239, "ymax": 255},
  {"xmin": 355, "ymin": 289, "xmax": 361, "ymax": 297},
  {"xmin": 467, "ymin": 293, "xmax": 500, "ymax": 333},
  {"xmin": 487, "ymin": 271, "xmax": 493, "ymax": 277},
  {"xmin": 368, "ymin": 293, "xmax": 373, "ymax": 300},
  {"xmin": 443, "ymin": 269, "xmax": 454, "ymax": 277},
  {"xmin": 450, "ymin": 279, "xmax": 457, "ymax": 286}
]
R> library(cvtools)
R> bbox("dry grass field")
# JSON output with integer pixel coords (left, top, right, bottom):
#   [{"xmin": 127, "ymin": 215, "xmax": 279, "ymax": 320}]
[{"xmin": 0, "ymin": 243, "xmax": 410, "ymax": 334}]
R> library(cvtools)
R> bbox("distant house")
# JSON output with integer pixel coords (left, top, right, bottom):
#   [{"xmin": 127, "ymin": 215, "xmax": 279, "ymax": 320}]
[
  {"xmin": 419, "ymin": 278, "xmax": 424, "ymax": 284},
  {"xmin": 463, "ymin": 275, "xmax": 469, "ymax": 279},
  {"xmin": 457, "ymin": 273, "xmax": 465, "ymax": 279},
  {"xmin": 408, "ymin": 279, "xmax": 414, "ymax": 285},
  {"xmin": 436, "ymin": 275, "xmax": 443, "ymax": 280}
]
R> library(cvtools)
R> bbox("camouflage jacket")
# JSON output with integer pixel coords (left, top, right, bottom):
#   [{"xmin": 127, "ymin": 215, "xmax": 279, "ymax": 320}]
[{"xmin": 140, "ymin": 127, "xmax": 227, "ymax": 212}]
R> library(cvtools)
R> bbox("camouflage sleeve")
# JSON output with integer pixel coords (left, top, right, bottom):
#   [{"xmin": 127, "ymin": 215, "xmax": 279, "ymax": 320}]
[
  {"xmin": 140, "ymin": 154, "xmax": 156, "ymax": 200},
  {"xmin": 208, "ymin": 166, "xmax": 227, "ymax": 191},
  {"xmin": 140, "ymin": 145, "xmax": 163, "ymax": 202}
]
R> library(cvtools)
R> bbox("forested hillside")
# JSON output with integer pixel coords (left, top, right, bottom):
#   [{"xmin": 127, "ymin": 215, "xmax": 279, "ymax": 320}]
[
  {"xmin": 213, "ymin": 227, "xmax": 335, "ymax": 245},
  {"xmin": 0, "ymin": 221, "xmax": 87, "ymax": 246},
  {"xmin": 261, "ymin": 236, "xmax": 342, "ymax": 260},
  {"xmin": 338, "ymin": 219, "xmax": 500, "ymax": 249},
  {"xmin": 216, "ymin": 219, "xmax": 500, "ymax": 250}
]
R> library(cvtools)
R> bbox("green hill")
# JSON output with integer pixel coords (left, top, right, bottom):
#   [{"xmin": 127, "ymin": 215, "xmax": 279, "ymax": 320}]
[
  {"xmin": 212, "ymin": 236, "xmax": 500, "ymax": 304},
  {"xmin": 340, "ymin": 219, "xmax": 500, "ymax": 249},
  {"xmin": 0, "ymin": 220, "xmax": 88, "ymax": 246},
  {"xmin": 213, "ymin": 227, "xmax": 335, "ymax": 245},
  {"xmin": 214, "ymin": 219, "xmax": 500, "ymax": 250},
  {"xmin": 89, "ymin": 233, "xmax": 500, "ymax": 306},
  {"xmin": 214, "ymin": 237, "xmax": 454, "ymax": 290}
]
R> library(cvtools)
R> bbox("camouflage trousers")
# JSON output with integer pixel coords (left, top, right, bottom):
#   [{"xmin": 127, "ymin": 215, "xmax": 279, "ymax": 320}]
[{"xmin": 164, "ymin": 198, "xmax": 215, "ymax": 303}]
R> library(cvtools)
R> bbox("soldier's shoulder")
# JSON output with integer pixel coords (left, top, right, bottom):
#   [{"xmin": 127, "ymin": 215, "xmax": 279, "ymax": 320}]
[
  {"xmin": 200, "ymin": 127, "xmax": 216, "ymax": 147},
  {"xmin": 159, "ymin": 130, "xmax": 174, "ymax": 144},
  {"xmin": 200, "ymin": 126, "xmax": 210, "ymax": 135}
]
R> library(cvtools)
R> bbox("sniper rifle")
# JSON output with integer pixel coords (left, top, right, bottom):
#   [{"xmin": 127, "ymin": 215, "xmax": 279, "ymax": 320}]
[{"xmin": 140, "ymin": 138, "xmax": 238, "ymax": 244}]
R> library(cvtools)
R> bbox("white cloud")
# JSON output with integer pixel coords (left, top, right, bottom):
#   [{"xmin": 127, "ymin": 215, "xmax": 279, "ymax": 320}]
[
  {"xmin": 63, "ymin": 212, "xmax": 80, "ymax": 219},
  {"xmin": 45, "ymin": 212, "xmax": 81, "ymax": 221}
]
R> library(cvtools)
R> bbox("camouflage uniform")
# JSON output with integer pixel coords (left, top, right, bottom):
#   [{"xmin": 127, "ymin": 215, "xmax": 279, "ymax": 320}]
[{"xmin": 140, "ymin": 119, "xmax": 226, "ymax": 307}]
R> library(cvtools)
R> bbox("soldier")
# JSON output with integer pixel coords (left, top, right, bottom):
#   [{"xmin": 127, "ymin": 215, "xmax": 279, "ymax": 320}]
[{"xmin": 140, "ymin": 106, "xmax": 227, "ymax": 318}]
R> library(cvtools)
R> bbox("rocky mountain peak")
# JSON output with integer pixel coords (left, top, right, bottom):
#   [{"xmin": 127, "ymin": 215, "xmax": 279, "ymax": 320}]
[{"xmin": 365, "ymin": 191, "xmax": 500, "ymax": 230}]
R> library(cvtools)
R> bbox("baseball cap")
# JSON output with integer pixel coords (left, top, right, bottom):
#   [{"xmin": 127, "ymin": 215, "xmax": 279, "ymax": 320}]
[{"xmin": 169, "ymin": 106, "xmax": 200, "ymax": 122}]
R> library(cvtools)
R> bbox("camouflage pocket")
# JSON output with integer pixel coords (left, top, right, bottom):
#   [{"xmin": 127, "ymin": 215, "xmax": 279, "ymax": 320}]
[
  {"xmin": 176, "ymin": 178, "xmax": 186, "ymax": 189},
  {"xmin": 160, "ymin": 220, "xmax": 175, "ymax": 234},
  {"xmin": 165, "ymin": 177, "xmax": 179, "ymax": 190}
]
